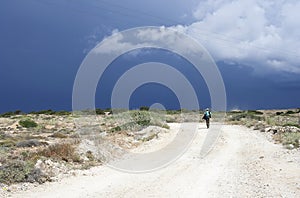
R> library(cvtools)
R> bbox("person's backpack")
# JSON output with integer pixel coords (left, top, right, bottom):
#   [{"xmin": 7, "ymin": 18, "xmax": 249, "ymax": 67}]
[{"xmin": 205, "ymin": 111, "xmax": 211, "ymax": 119}]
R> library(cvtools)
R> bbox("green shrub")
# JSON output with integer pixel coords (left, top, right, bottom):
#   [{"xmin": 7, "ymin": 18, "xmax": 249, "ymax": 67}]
[
  {"xmin": 0, "ymin": 160, "xmax": 35, "ymax": 184},
  {"xmin": 0, "ymin": 111, "xmax": 15, "ymax": 118},
  {"xmin": 111, "ymin": 110, "xmax": 168, "ymax": 132},
  {"xmin": 96, "ymin": 108, "xmax": 105, "ymax": 115},
  {"xmin": 30, "ymin": 109, "xmax": 54, "ymax": 115},
  {"xmin": 283, "ymin": 123, "xmax": 300, "ymax": 128},
  {"xmin": 30, "ymin": 109, "xmax": 70, "ymax": 115},
  {"xmin": 166, "ymin": 118, "xmax": 176, "ymax": 123},
  {"xmin": 14, "ymin": 110, "xmax": 22, "ymax": 115},
  {"xmin": 229, "ymin": 113, "xmax": 262, "ymax": 122},
  {"xmin": 139, "ymin": 106, "xmax": 149, "ymax": 111},
  {"xmin": 282, "ymin": 132, "xmax": 300, "ymax": 148},
  {"xmin": 0, "ymin": 110, "xmax": 23, "ymax": 117},
  {"xmin": 54, "ymin": 111, "xmax": 71, "ymax": 116},
  {"xmin": 19, "ymin": 119, "xmax": 38, "ymax": 128},
  {"xmin": 110, "ymin": 126, "xmax": 122, "ymax": 133},
  {"xmin": 166, "ymin": 110, "xmax": 181, "ymax": 115},
  {"xmin": 0, "ymin": 133, "xmax": 16, "ymax": 147},
  {"xmin": 285, "ymin": 110, "xmax": 296, "ymax": 115},
  {"xmin": 142, "ymin": 133, "xmax": 158, "ymax": 142},
  {"xmin": 137, "ymin": 119, "xmax": 150, "ymax": 126},
  {"xmin": 86, "ymin": 151, "xmax": 94, "ymax": 161},
  {"xmin": 266, "ymin": 117, "xmax": 275, "ymax": 125},
  {"xmin": 131, "ymin": 111, "xmax": 151, "ymax": 126},
  {"xmin": 247, "ymin": 110, "xmax": 264, "ymax": 115},
  {"xmin": 162, "ymin": 124, "xmax": 170, "ymax": 129}
]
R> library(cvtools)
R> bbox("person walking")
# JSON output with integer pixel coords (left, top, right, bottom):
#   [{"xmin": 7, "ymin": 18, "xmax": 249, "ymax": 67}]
[{"xmin": 202, "ymin": 108, "xmax": 211, "ymax": 128}]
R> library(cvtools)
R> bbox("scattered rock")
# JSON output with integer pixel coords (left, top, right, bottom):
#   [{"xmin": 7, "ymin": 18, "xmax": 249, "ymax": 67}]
[
  {"xmin": 285, "ymin": 126, "xmax": 300, "ymax": 133},
  {"xmin": 253, "ymin": 123, "xmax": 265, "ymax": 131},
  {"xmin": 260, "ymin": 125, "xmax": 299, "ymax": 134},
  {"xmin": 6, "ymin": 121, "xmax": 21, "ymax": 131},
  {"xmin": 134, "ymin": 126, "xmax": 167, "ymax": 141},
  {"xmin": 286, "ymin": 144, "xmax": 295, "ymax": 149},
  {"xmin": 45, "ymin": 125, "xmax": 55, "ymax": 130},
  {"xmin": 34, "ymin": 159, "xmax": 68, "ymax": 182}
]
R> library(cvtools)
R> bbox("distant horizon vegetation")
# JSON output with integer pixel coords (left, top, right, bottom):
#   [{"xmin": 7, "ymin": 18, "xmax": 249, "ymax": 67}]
[{"xmin": 1, "ymin": 106, "xmax": 299, "ymax": 117}]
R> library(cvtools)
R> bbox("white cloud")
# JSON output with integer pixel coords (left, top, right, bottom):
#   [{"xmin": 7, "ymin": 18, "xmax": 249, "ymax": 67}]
[
  {"xmin": 83, "ymin": 26, "xmax": 116, "ymax": 54},
  {"xmin": 93, "ymin": 29, "xmax": 150, "ymax": 55},
  {"xmin": 179, "ymin": 0, "xmax": 300, "ymax": 74},
  {"xmin": 89, "ymin": 1, "xmax": 300, "ymax": 74},
  {"xmin": 92, "ymin": 26, "xmax": 203, "ymax": 57}
]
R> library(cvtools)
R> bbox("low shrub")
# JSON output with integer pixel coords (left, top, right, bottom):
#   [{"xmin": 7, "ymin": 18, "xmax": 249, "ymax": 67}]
[
  {"xmin": 139, "ymin": 106, "xmax": 149, "ymax": 111},
  {"xmin": 30, "ymin": 109, "xmax": 70, "ymax": 115},
  {"xmin": 16, "ymin": 139, "xmax": 41, "ymax": 147},
  {"xmin": 0, "ymin": 111, "xmax": 15, "ymax": 118},
  {"xmin": 0, "ymin": 139, "xmax": 16, "ymax": 147},
  {"xmin": 166, "ymin": 118, "xmax": 176, "ymax": 123},
  {"xmin": 228, "ymin": 112, "xmax": 263, "ymax": 122},
  {"xmin": 30, "ymin": 109, "xmax": 54, "ymax": 115},
  {"xmin": 282, "ymin": 132, "xmax": 300, "ymax": 149},
  {"xmin": 96, "ymin": 108, "xmax": 105, "ymax": 115},
  {"xmin": 227, "ymin": 110, "xmax": 245, "ymax": 114},
  {"xmin": 247, "ymin": 110, "xmax": 264, "ymax": 115},
  {"xmin": 285, "ymin": 110, "xmax": 296, "ymax": 115},
  {"xmin": 283, "ymin": 123, "xmax": 300, "ymax": 128},
  {"xmin": 0, "ymin": 110, "xmax": 23, "ymax": 117},
  {"xmin": 130, "ymin": 111, "xmax": 151, "ymax": 126},
  {"xmin": 54, "ymin": 111, "xmax": 71, "ymax": 116},
  {"xmin": 0, "ymin": 160, "xmax": 35, "ymax": 184},
  {"xmin": 110, "ymin": 110, "xmax": 168, "ymax": 132},
  {"xmin": 19, "ymin": 119, "xmax": 38, "ymax": 128},
  {"xmin": 86, "ymin": 150, "xmax": 94, "ymax": 161},
  {"xmin": 38, "ymin": 143, "xmax": 81, "ymax": 162},
  {"xmin": 166, "ymin": 110, "xmax": 181, "ymax": 115},
  {"xmin": 142, "ymin": 133, "xmax": 158, "ymax": 142},
  {"xmin": 110, "ymin": 126, "xmax": 122, "ymax": 133},
  {"xmin": 266, "ymin": 117, "xmax": 276, "ymax": 125},
  {"xmin": 50, "ymin": 132, "xmax": 68, "ymax": 138},
  {"xmin": 162, "ymin": 124, "xmax": 170, "ymax": 129}
]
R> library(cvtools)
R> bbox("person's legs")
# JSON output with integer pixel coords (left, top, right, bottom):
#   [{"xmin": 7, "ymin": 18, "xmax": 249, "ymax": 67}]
[{"xmin": 206, "ymin": 119, "xmax": 210, "ymax": 128}]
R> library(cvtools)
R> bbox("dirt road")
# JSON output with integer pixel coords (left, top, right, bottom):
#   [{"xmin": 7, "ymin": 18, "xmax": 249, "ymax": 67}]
[{"xmin": 12, "ymin": 124, "xmax": 300, "ymax": 197}]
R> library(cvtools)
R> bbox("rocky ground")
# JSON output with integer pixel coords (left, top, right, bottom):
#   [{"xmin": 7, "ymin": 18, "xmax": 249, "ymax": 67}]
[
  {"xmin": 0, "ymin": 108, "xmax": 299, "ymax": 197},
  {"xmin": 226, "ymin": 109, "xmax": 300, "ymax": 149},
  {"xmin": 6, "ymin": 123, "xmax": 300, "ymax": 198},
  {"xmin": 0, "ymin": 110, "xmax": 171, "ymax": 192}
]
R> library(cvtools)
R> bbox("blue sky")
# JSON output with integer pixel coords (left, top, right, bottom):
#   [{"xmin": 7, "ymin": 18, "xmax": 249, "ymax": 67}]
[{"xmin": 0, "ymin": 0, "xmax": 299, "ymax": 113}]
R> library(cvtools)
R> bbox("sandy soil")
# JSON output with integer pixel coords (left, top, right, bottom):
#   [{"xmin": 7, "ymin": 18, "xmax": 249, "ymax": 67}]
[{"xmin": 10, "ymin": 123, "xmax": 300, "ymax": 198}]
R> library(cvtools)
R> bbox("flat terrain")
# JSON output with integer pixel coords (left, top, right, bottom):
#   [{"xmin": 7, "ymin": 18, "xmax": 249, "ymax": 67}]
[{"xmin": 11, "ymin": 123, "xmax": 300, "ymax": 198}]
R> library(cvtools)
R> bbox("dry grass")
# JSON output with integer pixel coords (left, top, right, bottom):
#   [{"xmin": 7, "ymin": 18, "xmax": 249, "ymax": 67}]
[{"xmin": 37, "ymin": 142, "xmax": 81, "ymax": 162}]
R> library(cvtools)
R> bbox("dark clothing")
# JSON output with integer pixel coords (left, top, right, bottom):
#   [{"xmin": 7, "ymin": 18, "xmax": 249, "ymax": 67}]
[
  {"xmin": 202, "ymin": 111, "xmax": 211, "ymax": 128},
  {"xmin": 205, "ymin": 119, "xmax": 210, "ymax": 128}
]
